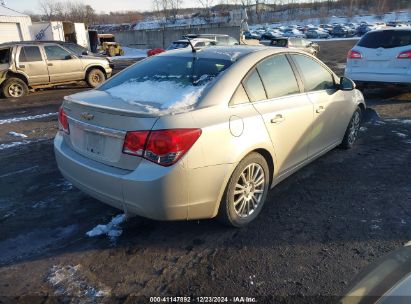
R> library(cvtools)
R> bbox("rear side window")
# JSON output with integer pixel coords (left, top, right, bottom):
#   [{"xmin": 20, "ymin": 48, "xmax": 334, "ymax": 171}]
[
  {"xmin": 230, "ymin": 84, "xmax": 249, "ymax": 105},
  {"xmin": 291, "ymin": 54, "xmax": 335, "ymax": 92},
  {"xmin": 44, "ymin": 45, "xmax": 71, "ymax": 60},
  {"xmin": 256, "ymin": 55, "xmax": 300, "ymax": 99},
  {"xmin": 242, "ymin": 69, "xmax": 266, "ymax": 102},
  {"xmin": 0, "ymin": 48, "xmax": 10, "ymax": 64},
  {"xmin": 358, "ymin": 30, "xmax": 411, "ymax": 49},
  {"xmin": 19, "ymin": 46, "xmax": 42, "ymax": 62}
]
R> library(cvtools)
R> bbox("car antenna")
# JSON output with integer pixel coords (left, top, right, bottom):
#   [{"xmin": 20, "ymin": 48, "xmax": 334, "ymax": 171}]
[{"xmin": 186, "ymin": 37, "xmax": 196, "ymax": 53}]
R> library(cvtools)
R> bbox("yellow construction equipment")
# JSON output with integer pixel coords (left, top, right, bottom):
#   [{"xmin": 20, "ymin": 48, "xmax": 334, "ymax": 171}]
[{"xmin": 98, "ymin": 34, "xmax": 124, "ymax": 57}]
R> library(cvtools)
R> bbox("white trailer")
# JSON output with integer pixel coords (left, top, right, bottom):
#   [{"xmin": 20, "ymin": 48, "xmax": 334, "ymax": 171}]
[
  {"xmin": 30, "ymin": 21, "xmax": 90, "ymax": 50},
  {"xmin": 30, "ymin": 21, "xmax": 65, "ymax": 41}
]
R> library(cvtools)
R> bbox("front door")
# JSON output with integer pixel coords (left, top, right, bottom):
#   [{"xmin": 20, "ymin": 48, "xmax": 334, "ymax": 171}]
[
  {"xmin": 43, "ymin": 44, "xmax": 84, "ymax": 83},
  {"xmin": 290, "ymin": 54, "xmax": 352, "ymax": 157}
]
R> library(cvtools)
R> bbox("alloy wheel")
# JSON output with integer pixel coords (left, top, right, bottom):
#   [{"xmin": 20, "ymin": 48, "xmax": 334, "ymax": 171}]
[
  {"xmin": 348, "ymin": 111, "xmax": 360, "ymax": 145},
  {"xmin": 8, "ymin": 83, "xmax": 24, "ymax": 98},
  {"xmin": 233, "ymin": 163, "xmax": 265, "ymax": 218}
]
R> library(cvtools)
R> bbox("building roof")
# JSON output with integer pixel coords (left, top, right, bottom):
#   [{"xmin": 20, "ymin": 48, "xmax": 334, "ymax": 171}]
[{"xmin": 0, "ymin": 5, "xmax": 29, "ymax": 17}]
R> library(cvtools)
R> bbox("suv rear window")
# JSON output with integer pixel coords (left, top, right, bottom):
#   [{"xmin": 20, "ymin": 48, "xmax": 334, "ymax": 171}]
[
  {"xmin": 19, "ymin": 46, "xmax": 43, "ymax": 62},
  {"xmin": 358, "ymin": 30, "xmax": 411, "ymax": 49},
  {"xmin": 0, "ymin": 48, "xmax": 10, "ymax": 64}
]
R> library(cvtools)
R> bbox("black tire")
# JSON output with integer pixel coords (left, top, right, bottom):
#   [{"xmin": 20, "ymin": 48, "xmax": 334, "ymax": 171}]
[
  {"xmin": 2, "ymin": 78, "xmax": 28, "ymax": 98},
  {"xmin": 86, "ymin": 69, "xmax": 106, "ymax": 88},
  {"xmin": 218, "ymin": 152, "xmax": 270, "ymax": 227},
  {"xmin": 341, "ymin": 107, "xmax": 362, "ymax": 149}
]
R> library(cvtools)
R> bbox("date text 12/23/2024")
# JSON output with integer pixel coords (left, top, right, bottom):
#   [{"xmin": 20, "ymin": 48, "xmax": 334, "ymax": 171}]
[{"xmin": 150, "ymin": 296, "xmax": 257, "ymax": 303}]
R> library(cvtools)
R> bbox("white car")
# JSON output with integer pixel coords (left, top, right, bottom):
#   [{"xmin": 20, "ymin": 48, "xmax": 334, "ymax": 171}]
[
  {"xmin": 345, "ymin": 28, "xmax": 411, "ymax": 85},
  {"xmin": 166, "ymin": 38, "xmax": 216, "ymax": 50}
]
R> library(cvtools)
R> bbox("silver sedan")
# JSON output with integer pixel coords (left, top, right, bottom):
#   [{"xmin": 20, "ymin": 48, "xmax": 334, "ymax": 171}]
[{"xmin": 54, "ymin": 46, "xmax": 365, "ymax": 227}]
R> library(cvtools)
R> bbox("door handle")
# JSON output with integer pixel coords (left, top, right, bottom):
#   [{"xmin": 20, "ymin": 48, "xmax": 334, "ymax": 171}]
[
  {"xmin": 316, "ymin": 106, "xmax": 325, "ymax": 113},
  {"xmin": 270, "ymin": 114, "xmax": 285, "ymax": 124},
  {"xmin": 18, "ymin": 64, "xmax": 25, "ymax": 69},
  {"xmin": 47, "ymin": 63, "xmax": 53, "ymax": 66}
]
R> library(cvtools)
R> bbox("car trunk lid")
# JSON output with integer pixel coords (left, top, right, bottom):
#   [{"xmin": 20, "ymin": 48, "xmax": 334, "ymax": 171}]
[{"xmin": 63, "ymin": 90, "xmax": 159, "ymax": 170}]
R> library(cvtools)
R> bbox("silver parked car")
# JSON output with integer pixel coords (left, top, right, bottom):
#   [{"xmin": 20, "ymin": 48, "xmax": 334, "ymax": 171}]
[
  {"xmin": 55, "ymin": 46, "xmax": 365, "ymax": 227},
  {"xmin": 0, "ymin": 41, "xmax": 112, "ymax": 98}
]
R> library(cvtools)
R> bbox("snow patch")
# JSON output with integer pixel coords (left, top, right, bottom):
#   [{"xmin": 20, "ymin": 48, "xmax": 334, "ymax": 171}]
[
  {"xmin": 48, "ymin": 265, "xmax": 111, "ymax": 298},
  {"xmin": 400, "ymin": 119, "xmax": 411, "ymax": 124},
  {"xmin": 0, "ymin": 112, "xmax": 57, "ymax": 125},
  {"xmin": 54, "ymin": 180, "xmax": 74, "ymax": 191},
  {"xmin": 106, "ymin": 80, "xmax": 207, "ymax": 115},
  {"xmin": 86, "ymin": 214, "xmax": 126, "ymax": 240},
  {"xmin": 214, "ymin": 51, "xmax": 243, "ymax": 62},
  {"xmin": 8, "ymin": 131, "xmax": 27, "ymax": 138},
  {"xmin": 0, "ymin": 140, "xmax": 32, "ymax": 150},
  {"xmin": 392, "ymin": 131, "xmax": 407, "ymax": 138}
]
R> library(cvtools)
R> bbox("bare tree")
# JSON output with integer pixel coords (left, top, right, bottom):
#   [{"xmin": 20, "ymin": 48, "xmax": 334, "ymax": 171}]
[
  {"xmin": 196, "ymin": 0, "xmax": 215, "ymax": 22},
  {"xmin": 38, "ymin": 0, "xmax": 59, "ymax": 20},
  {"xmin": 169, "ymin": 0, "xmax": 183, "ymax": 22}
]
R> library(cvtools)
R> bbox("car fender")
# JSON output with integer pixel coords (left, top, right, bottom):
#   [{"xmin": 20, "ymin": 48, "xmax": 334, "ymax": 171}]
[{"xmin": 83, "ymin": 63, "xmax": 109, "ymax": 77}]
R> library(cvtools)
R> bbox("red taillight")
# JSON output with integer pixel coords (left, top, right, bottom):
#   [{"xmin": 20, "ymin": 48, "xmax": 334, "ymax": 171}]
[
  {"xmin": 397, "ymin": 50, "xmax": 411, "ymax": 59},
  {"xmin": 347, "ymin": 50, "xmax": 362, "ymax": 59},
  {"xmin": 58, "ymin": 107, "xmax": 69, "ymax": 134},
  {"xmin": 122, "ymin": 129, "xmax": 202, "ymax": 166},
  {"xmin": 122, "ymin": 131, "xmax": 149, "ymax": 156}
]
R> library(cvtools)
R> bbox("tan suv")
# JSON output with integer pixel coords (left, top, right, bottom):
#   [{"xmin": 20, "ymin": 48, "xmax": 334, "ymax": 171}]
[{"xmin": 0, "ymin": 41, "xmax": 112, "ymax": 98}]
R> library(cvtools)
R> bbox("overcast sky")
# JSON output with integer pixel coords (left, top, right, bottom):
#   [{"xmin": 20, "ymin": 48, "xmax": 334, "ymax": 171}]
[{"xmin": 7, "ymin": 0, "xmax": 199, "ymax": 14}]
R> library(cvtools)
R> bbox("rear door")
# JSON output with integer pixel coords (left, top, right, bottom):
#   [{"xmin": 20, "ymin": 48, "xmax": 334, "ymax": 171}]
[
  {"xmin": 16, "ymin": 45, "xmax": 49, "ymax": 85},
  {"xmin": 351, "ymin": 30, "xmax": 411, "ymax": 74},
  {"xmin": 249, "ymin": 54, "xmax": 313, "ymax": 174},
  {"xmin": 43, "ymin": 44, "xmax": 84, "ymax": 82},
  {"xmin": 290, "ymin": 54, "xmax": 351, "ymax": 157}
]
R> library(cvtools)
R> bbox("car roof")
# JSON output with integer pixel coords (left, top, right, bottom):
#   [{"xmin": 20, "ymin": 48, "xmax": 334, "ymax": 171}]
[
  {"xmin": 157, "ymin": 45, "xmax": 293, "ymax": 61},
  {"xmin": 368, "ymin": 27, "xmax": 411, "ymax": 33},
  {"xmin": 0, "ymin": 40, "xmax": 71, "ymax": 47}
]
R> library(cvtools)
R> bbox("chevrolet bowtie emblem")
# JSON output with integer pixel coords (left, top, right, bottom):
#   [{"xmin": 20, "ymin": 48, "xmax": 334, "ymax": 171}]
[{"xmin": 81, "ymin": 112, "xmax": 94, "ymax": 121}]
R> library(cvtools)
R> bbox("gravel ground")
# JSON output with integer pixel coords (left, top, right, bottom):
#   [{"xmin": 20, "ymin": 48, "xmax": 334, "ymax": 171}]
[{"xmin": 0, "ymin": 40, "xmax": 410, "ymax": 303}]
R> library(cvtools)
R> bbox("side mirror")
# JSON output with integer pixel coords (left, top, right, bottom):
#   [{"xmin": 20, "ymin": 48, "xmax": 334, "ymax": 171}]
[
  {"xmin": 340, "ymin": 76, "xmax": 355, "ymax": 91},
  {"xmin": 65, "ymin": 55, "xmax": 73, "ymax": 60},
  {"xmin": 82, "ymin": 51, "xmax": 89, "ymax": 55}
]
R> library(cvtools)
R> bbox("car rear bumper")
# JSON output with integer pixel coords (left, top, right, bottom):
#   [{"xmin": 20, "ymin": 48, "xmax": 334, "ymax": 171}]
[
  {"xmin": 54, "ymin": 133, "xmax": 230, "ymax": 221},
  {"xmin": 345, "ymin": 69, "xmax": 411, "ymax": 84}
]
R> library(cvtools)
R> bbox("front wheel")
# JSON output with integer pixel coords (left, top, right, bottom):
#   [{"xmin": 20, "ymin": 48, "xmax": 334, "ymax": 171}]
[
  {"xmin": 341, "ymin": 107, "xmax": 362, "ymax": 149},
  {"xmin": 86, "ymin": 69, "xmax": 106, "ymax": 88},
  {"xmin": 218, "ymin": 152, "xmax": 270, "ymax": 227}
]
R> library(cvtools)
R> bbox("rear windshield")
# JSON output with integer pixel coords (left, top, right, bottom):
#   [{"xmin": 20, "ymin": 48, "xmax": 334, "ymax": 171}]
[
  {"xmin": 0, "ymin": 48, "xmax": 10, "ymax": 64},
  {"xmin": 358, "ymin": 30, "xmax": 411, "ymax": 49},
  {"xmin": 99, "ymin": 55, "xmax": 233, "ymax": 111}
]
